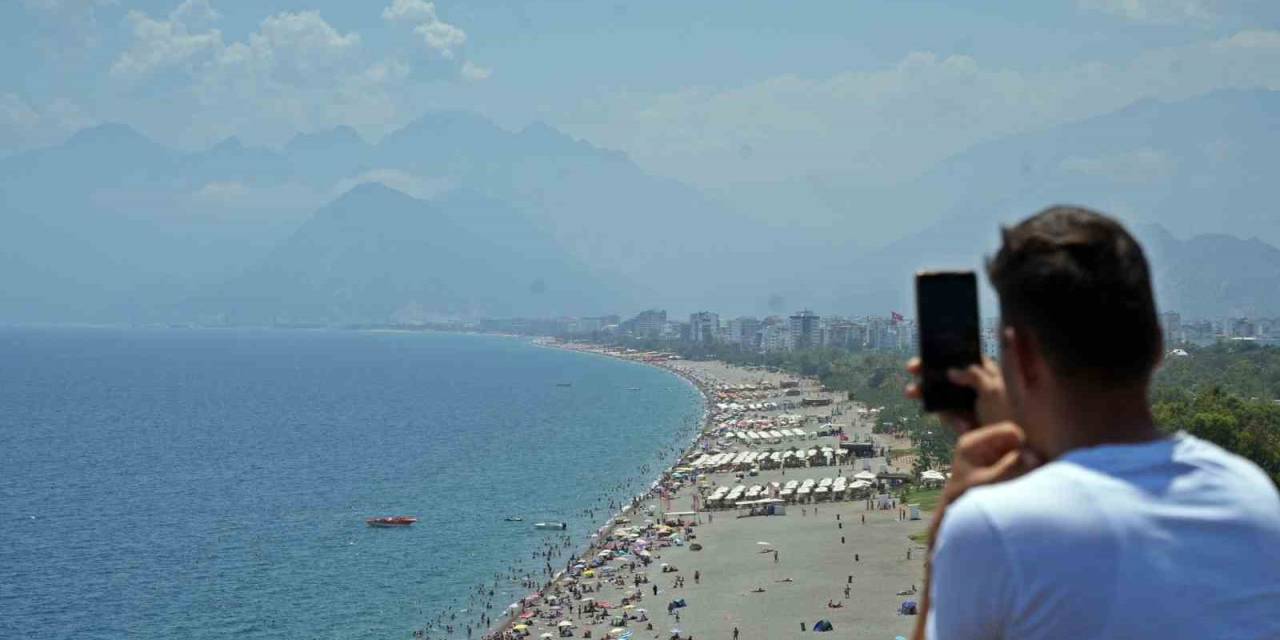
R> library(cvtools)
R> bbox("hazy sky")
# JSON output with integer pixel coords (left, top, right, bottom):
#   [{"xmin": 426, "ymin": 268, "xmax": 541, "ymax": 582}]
[{"xmin": 3, "ymin": 0, "xmax": 1280, "ymax": 194}]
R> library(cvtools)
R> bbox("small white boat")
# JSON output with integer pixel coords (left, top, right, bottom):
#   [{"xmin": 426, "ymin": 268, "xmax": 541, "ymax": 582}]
[{"xmin": 534, "ymin": 521, "xmax": 568, "ymax": 530}]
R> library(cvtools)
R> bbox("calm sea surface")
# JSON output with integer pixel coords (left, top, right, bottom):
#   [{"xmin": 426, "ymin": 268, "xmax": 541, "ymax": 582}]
[{"xmin": 0, "ymin": 328, "xmax": 703, "ymax": 639}]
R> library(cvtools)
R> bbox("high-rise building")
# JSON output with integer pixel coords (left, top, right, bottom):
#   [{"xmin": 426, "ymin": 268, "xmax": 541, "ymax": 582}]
[
  {"xmin": 630, "ymin": 309, "xmax": 667, "ymax": 338},
  {"xmin": 866, "ymin": 316, "xmax": 889, "ymax": 351},
  {"xmin": 1229, "ymin": 317, "xmax": 1256, "ymax": 339},
  {"xmin": 727, "ymin": 316, "xmax": 762, "ymax": 347},
  {"xmin": 821, "ymin": 317, "xmax": 858, "ymax": 349},
  {"xmin": 689, "ymin": 311, "xmax": 720, "ymax": 344},
  {"xmin": 789, "ymin": 310, "xmax": 820, "ymax": 350},
  {"xmin": 1160, "ymin": 312, "xmax": 1182, "ymax": 346},
  {"xmin": 760, "ymin": 320, "xmax": 790, "ymax": 352}
]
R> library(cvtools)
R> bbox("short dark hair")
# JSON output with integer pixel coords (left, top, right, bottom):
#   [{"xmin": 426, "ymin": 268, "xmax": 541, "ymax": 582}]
[{"xmin": 987, "ymin": 205, "xmax": 1161, "ymax": 385}]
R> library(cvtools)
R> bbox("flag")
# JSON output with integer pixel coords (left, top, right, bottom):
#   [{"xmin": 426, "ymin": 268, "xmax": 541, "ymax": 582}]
[{"xmin": 891, "ymin": 311, "xmax": 904, "ymax": 323}]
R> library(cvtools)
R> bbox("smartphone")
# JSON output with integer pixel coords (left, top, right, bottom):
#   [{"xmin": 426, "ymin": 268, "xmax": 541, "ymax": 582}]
[{"xmin": 915, "ymin": 271, "xmax": 981, "ymax": 413}]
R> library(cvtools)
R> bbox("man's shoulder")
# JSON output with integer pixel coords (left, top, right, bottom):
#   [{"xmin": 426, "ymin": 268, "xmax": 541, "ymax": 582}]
[
  {"xmin": 950, "ymin": 460, "xmax": 1095, "ymax": 524},
  {"xmin": 951, "ymin": 434, "xmax": 1280, "ymax": 535},
  {"xmin": 1169, "ymin": 433, "xmax": 1278, "ymax": 496}
]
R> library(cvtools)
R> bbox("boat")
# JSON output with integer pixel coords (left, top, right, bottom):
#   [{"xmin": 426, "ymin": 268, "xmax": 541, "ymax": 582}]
[
  {"xmin": 626, "ymin": 387, "xmax": 641, "ymax": 391},
  {"xmin": 556, "ymin": 383, "xmax": 573, "ymax": 387},
  {"xmin": 534, "ymin": 521, "xmax": 568, "ymax": 530},
  {"xmin": 504, "ymin": 516, "xmax": 524, "ymax": 522},
  {"xmin": 366, "ymin": 516, "xmax": 418, "ymax": 527}
]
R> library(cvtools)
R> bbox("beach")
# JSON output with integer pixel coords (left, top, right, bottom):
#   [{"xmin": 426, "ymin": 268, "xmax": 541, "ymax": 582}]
[{"xmin": 479, "ymin": 345, "xmax": 930, "ymax": 640}]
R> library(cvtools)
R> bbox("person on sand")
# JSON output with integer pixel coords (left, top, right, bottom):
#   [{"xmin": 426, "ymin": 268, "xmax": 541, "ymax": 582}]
[{"xmin": 907, "ymin": 206, "xmax": 1280, "ymax": 640}]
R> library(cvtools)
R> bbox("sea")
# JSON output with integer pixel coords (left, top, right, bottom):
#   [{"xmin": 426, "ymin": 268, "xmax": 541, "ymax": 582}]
[{"xmin": 0, "ymin": 327, "xmax": 704, "ymax": 639}]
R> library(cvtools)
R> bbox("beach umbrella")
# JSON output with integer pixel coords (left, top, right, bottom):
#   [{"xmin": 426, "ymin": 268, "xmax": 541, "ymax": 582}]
[
  {"xmin": 513, "ymin": 624, "xmax": 528, "ymax": 631},
  {"xmin": 540, "ymin": 634, "xmax": 554, "ymax": 639},
  {"xmin": 757, "ymin": 541, "xmax": 773, "ymax": 546},
  {"xmin": 623, "ymin": 604, "xmax": 636, "ymax": 610},
  {"xmin": 558, "ymin": 621, "xmax": 575, "ymax": 627},
  {"xmin": 580, "ymin": 597, "xmax": 594, "ymax": 603}
]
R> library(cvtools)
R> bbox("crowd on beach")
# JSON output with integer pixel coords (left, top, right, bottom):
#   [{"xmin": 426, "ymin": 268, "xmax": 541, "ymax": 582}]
[
  {"xmin": 407, "ymin": 359, "xmax": 710, "ymax": 640},
  {"xmin": 413, "ymin": 344, "xmax": 924, "ymax": 640}
]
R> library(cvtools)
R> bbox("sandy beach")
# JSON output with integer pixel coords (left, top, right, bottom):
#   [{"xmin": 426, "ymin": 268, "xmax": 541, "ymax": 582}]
[{"xmin": 474, "ymin": 346, "xmax": 930, "ymax": 640}]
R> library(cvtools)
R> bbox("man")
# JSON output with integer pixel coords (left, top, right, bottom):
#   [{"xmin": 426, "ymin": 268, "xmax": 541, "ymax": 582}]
[{"xmin": 909, "ymin": 206, "xmax": 1280, "ymax": 639}]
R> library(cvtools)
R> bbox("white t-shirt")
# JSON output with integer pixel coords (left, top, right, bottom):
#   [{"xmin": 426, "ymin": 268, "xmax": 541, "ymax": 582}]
[{"xmin": 927, "ymin": 433, "xmax": 1280, "ymax": 640}]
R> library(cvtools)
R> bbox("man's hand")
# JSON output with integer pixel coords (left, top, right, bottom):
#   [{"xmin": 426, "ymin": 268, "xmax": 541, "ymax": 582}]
[
  {"xmin": 932, "ymin": 422, "xmax": 1040, "ymax": 538},
  {"xmin": 905, "ymin": 358, "xmax": 1037, "ymax": 640},
  {"xmin": 909, "ymin": 422, "xmax": 1041, "ymax": 640},
  {"xmin": 905, "ymin": 356, "xmax": 1011, "ymax": 432}
]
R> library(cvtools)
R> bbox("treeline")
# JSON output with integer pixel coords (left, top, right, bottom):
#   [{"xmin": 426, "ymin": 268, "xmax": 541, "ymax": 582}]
[
  {"xmin": 603, "ymin": 337, "xmax": 1280, "ymax": 484},
  {"xmin": 1155, "ymin": 342, "xmax": 1280, "ymax": 400},
  {"xmin": 1152, "ymin": 343, "xmax": 1280, "ymax": 484},
  {"xmin": 608, "ymin": 338, "xmax": 952, "ymax": 473}
]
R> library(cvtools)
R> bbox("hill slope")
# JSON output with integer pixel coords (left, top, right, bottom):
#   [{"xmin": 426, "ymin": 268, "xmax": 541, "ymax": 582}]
[{"xmin": 203, "ymin": 184, "xmax": 623, "ymax": 323}]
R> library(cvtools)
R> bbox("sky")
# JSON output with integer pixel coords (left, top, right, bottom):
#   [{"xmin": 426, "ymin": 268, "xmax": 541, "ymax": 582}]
[{"xmin": 3, "ymin": 0, "xmax": 1280, "ymax": 198}]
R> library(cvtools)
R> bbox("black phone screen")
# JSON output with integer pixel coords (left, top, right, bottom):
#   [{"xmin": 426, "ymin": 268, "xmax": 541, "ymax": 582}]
[{"xmin": 915, "ymin": 271, "xmax": 981, "ymax": 412}]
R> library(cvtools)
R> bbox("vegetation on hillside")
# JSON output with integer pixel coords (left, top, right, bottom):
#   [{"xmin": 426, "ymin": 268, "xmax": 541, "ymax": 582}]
[
  {"xmin": 1152, "ymin": 343, "xmax": 1280, "ymax": 484},
  {"xmin": 603, "ymin": 337, "xmax": 1280, "ymax": 485}
]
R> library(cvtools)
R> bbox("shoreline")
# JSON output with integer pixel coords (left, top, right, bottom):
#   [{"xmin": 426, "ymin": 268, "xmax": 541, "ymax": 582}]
[
  {"xmin": 479, "ymin": 340, "xmax": 717, "ymax": 637},
  {"xmin": 475, "ymin": 339, "xmax": 929, "ymax": 640}
]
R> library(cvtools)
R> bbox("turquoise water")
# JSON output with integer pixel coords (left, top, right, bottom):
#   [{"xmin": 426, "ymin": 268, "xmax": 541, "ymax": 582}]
[{"xmin": 0, "ymin": 328, "xmax": 703, "ymax": 639}]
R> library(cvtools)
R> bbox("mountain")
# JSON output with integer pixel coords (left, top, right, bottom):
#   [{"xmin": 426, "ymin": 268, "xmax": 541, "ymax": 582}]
[
  {"xmin": 282, "ymin": 126, "xmax": 373, "ymax": 182},
  {"xmin": 201, "ymin": 183, "xmax": 626, "ymax": 323},
  {"xmin": 0, "ymin": 112, "xmax": 770, "ymax": 322},
  {"xmin": 178, "ymin": 137, "xmax": 291, "ymax": 186},
  {"xmin": 821, "ymin": 90, "xmax": 1280, "ymax": 316},
  {"xmin": 4, "ymin": 90, "xmax": 1280, "ymax": 323},
  {"xmin": 1143, "ymin": 224, "xmax": 1280, "ymax": 319}
]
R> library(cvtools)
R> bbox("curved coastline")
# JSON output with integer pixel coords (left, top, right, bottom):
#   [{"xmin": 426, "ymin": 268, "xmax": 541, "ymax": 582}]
[{"xmin": 488, "ymin": 340, "xmax": 714, "ymax": 636}]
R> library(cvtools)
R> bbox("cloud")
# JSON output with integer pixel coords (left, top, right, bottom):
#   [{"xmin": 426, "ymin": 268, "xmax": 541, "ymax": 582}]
[
  {"xmin": 382, "ymin": 0, "xmax": 467, "ymax": 59},
  {"xmin": 110, "ymin": 2, "xmax": 222, "ymax": 79},
  {"xmin": 559, "ymin": 30, "xmax": 1280, "ymax": 190},
  {"xmin": 0, "ymin": 93, "xmax": 95, "ymax": 150},
  {"xmin": 1220, "ymin": 28, "xmax": 1280, "ymax": 48},
  {"xmin": 381, "ymin": 0, "xmax": 437, "ymax": 23},
  {"xmin": 1077, "ymin": 0, "xmax": 1220, "ymax": 24},
  {"xmin": 332, "ymin": 169, "xmax": 455, "ymax": 200},
  {"xmin": 93, "ymin": 1, "xmax": 483, "ymax": 149},
  {"xmin": 22, "ymin": 0, "xmax": 118, "ymax": 59},
  {"xmin": 1059, "ymin": 149, "xmax": 1178, "ymax": 183},
  {"xmin": 103, "ymin": 3, "xmax": 411, "ymax": 147},
  {"xmin": 460, "ymin": 60, "xmax": 492, "ymax": 81},
  {"xmin": 191, "ymin": 180, "xmax": 249, "ymax": 203}
]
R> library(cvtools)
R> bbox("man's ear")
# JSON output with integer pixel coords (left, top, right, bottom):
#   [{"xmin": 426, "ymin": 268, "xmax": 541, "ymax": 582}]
[{"xmin": 1004, "ymin": 325, "xmax": 1040, "ymax": 390}]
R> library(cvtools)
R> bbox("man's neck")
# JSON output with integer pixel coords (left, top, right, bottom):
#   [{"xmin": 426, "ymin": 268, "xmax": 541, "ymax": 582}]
[{"xmin": 1038, "ymin": 384, "xmax": 1161, "ymax": 460}]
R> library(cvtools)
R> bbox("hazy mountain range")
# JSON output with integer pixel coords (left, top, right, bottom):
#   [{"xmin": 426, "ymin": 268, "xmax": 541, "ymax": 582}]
[{"xmin": 1, "ymin": 89, "xmax": 1278, "ymax": 323}]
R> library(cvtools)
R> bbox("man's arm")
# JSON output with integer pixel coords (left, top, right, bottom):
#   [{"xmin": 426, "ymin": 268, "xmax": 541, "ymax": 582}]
[
  {"xmin": 906, "ymin": 357, "xmax": 1039, "ymax": 640},
  {"xmin": 925, "ymin": 494, "xmax": 1015, "ymax": 640},
  {"xmin": 911, "ymin": 423, "xmax": 1035, "ymax": 640}
]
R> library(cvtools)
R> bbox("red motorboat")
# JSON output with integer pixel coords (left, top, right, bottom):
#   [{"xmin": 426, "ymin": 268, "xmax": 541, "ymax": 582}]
[{"xmin": 366, "ymin": 515, "xmax": 418, "ymax": 527}]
